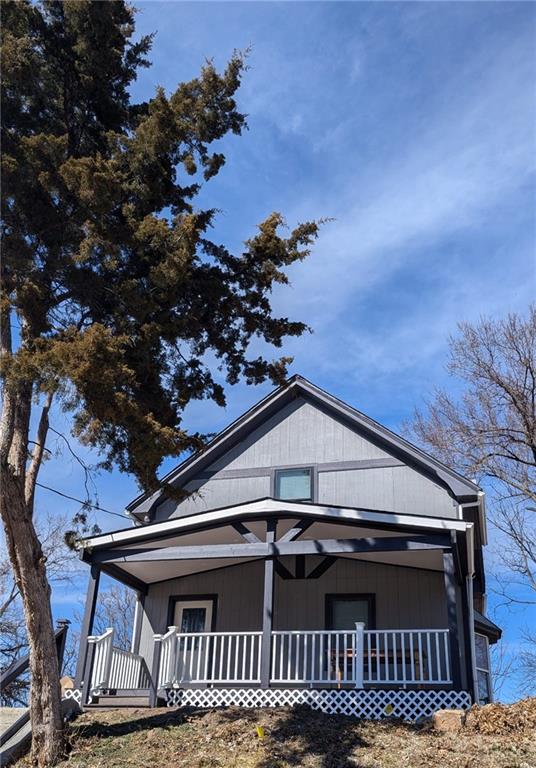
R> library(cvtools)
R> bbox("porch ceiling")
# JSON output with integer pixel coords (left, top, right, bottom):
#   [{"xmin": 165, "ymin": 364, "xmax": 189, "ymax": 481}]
[
  {"xmin": 108, "ymin": 547, "xmax": 445, "ymax": 585},
  {"xmin": 91, "ymin": 517, "xmax": 447, "ymax": 585}
]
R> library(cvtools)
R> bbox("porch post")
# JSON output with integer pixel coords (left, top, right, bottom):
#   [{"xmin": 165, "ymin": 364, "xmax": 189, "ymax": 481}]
[
  {"xmin": 75, "ymin": 564, "xmax": 100, "ymax": 689},
  {"xmin": 443, "ymin": 551, "xmax": 462, "ymax": 689},
  {"xmin": 354, "ymin": 622, "xmax": 365, "ymax": 689},
  {"xmin": 130, "ymin": 592, "xmax": 145, "ymax": 654},
  {"xmin": 149, "ymin": 635, "xmax": 163, "ymax": 708},
  {"xmin": 260, "ymin": 519, "xmax": 277, "ymax": 688}
]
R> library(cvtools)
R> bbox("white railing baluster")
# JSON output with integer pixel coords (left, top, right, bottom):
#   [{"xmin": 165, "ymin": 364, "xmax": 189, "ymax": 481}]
[
  {"xmin": 444, "ymin": 630, "xmax": 451, "ymax": 682},
  {"xmin": 393, "ymin": 632, "xmax": 398, "ymax": 682}
]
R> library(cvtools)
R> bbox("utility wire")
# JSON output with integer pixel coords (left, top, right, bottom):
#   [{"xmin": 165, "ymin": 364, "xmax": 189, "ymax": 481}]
[{"xmin": 36, "ymin": 481, "xmax": 126, "ymax": 520}]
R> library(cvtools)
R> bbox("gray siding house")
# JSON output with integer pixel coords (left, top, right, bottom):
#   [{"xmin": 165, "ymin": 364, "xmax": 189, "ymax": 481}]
[{"xmin": 75, "ymin": 376, "xmax": 500, "ymax": 719}]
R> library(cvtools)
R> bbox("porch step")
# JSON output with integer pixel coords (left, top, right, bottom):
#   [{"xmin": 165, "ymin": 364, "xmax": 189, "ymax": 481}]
[{"xmin": 87, "ymin": 694, "xmax": 151, "ymax": 709}]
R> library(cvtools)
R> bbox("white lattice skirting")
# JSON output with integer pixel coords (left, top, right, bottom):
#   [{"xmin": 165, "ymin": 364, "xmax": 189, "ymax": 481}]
[
  {"xmin": 62, "ymin": 688, "xmax": 82, "ymax": 704},
  {"xmin": 166, "ymin": 688, "xmax": 471, "ymax": 721}
]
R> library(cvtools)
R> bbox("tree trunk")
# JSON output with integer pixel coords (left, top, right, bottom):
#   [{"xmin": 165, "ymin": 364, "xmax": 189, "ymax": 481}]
[{"xmin": 1, "ymin": 467, "xmax": 64, "ymax": 767}]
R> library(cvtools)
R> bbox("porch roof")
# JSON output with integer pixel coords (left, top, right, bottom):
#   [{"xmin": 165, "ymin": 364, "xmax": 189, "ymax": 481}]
[{"xmin": 79, "ymin": 499, "xmax": 474, "ymax": 588}]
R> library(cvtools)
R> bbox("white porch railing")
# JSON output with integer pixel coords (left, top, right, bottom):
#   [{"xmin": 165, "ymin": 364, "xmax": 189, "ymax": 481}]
[
  {"xmin": 88, "ymin": 628, "xmax": 150, "ymax": 692},
  {"xmin": 363, "ymin": 629, "xmax": 451, "ymax": 686},
  {"xmin": 166, "ymin": 631, "xmax": 263, "ymax": 685},
  {"xmin": 271, "ymin": 630, "xmax": 358, "ymax": 685},
  {"xmin": 157, "ymin": 626, "xmax": 452, "ymax": 689}
]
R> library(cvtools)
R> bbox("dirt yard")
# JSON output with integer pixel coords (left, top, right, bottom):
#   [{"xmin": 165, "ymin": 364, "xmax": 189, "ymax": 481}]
[{"xmin": 14, "ymin": 699, "xmax": 536, "ymax": 768}]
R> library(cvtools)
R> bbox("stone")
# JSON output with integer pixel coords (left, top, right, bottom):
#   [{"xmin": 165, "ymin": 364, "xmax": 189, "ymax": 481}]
[
  {"xmin": 432, "ymin": 709, "xmax": 466, "ymax": 733},
  {"xmin": 60, "ymin": 675, "xmax": 74, "ymax": 695}
]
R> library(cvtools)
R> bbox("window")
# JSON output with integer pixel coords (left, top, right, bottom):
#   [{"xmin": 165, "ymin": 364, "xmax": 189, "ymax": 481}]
[
  {"xmin": 475, "ymin": 633, "xmax": 491, "ymax": 704},
  {"xmin": 274, "ymin": 468, "xmax": 312, "ymax": 501},
  {"xmin": 326, "ymin": 594, "xmax": 375, "ymax": 630}
]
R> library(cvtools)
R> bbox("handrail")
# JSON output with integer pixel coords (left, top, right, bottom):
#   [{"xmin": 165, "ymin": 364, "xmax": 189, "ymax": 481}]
[
  {"xmin": 0, "ymin": 620, "xmax": 70, "ymax": 691},
  {"xmin": 88, "ymin": 628, "xmax": 114, "ymax": 691},
  {"xmin": 156, "ymin": 626, "xmax": 178, "ymax": 688}
]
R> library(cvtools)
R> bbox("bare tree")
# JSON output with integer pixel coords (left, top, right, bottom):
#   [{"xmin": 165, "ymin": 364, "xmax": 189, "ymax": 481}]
[
  {"xmin": 0, "ymin": 514, "xmax": 80, "ymax": 706},
  {"xmin": 89, "ymin": 584, "xmax": 136, "ymax": 651},
  {"xmin": 518, "ymin": 629, "xmax": 536, "ymax": 695},
  {"xmin": 407, "ymin": 307, "xmax": 536, "ymax": 692},
  {"xmin": 410, "ymin": 308, "xmax": 535, "ymax": 503}
]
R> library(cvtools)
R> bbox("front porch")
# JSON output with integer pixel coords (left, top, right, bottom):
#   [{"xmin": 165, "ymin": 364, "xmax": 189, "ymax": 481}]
[{"xmin": 76, "ymin": 499, "xmax": 476, "ymax": 717}]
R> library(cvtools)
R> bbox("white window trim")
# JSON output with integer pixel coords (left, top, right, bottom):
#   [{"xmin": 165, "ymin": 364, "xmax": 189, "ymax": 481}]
[{"xmin": 274, "ymin": 467, "xmax": 314, "ymax": 502}]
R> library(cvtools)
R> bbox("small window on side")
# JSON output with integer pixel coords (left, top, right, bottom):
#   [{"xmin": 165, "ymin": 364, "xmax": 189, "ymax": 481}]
[
  {"xmin": 475, "ymin": 633, "xmax": 492, "ymax": 704},
  {"xmin": 274, "ymin": 468, "xmax": 312, "ymax": 501}
]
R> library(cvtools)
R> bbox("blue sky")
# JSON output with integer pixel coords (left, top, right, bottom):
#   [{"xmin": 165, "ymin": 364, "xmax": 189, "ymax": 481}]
[{"xmin": 32, "ymin": 2, "xmax": 535, "ymax": 700}]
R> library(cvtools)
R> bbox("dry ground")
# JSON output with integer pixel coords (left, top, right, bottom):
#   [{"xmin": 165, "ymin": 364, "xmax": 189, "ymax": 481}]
[{"xmin": 15, "ymin": 700, "xmax": 536, "ymax": 768}]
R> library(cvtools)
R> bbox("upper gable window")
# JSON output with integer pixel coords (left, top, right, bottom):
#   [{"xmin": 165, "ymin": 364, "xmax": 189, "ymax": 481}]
[{"xmin": 275, "ymin": 468, "xmax": 312, "ymax": 501}]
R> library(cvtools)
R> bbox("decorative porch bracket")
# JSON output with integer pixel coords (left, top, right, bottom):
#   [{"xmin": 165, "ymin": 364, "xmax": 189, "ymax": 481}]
[
  {"xmin": 277, "ymin": 519, "xmax": 313, "ymax": 542},
  {"xmin": 232, "ymin": 522, "xmax": 262, "ymax": 544}
]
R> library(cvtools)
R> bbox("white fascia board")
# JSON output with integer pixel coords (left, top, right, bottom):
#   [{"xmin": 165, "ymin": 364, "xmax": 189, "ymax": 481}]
[
  {"xmin": 478, "ymin": 491, "xmax": 488, "ymax": 546},
  {"xmin": 465, "ymin": 523, "xmax": 475, "ymax": 575},
  {"xmin": 80, "ymin": 498, "xmax": 471, "ymax": 550}
]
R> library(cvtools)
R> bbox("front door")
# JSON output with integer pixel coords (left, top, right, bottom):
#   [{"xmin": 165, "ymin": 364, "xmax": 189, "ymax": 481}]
[
  {"xmin": 173, "ymin": 600, "xmax": 213, "ymax": 634},
  {"xmin": 173, "ymin": 599, "xmax": 214, "ymax": 683}
]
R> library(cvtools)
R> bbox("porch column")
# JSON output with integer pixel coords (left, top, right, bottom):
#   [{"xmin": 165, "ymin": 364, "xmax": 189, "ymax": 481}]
[
  {"xmin": 130, "ymin": 592, "xmax": 145, "ymax": 654},
  {"xmin": 260, "ymin": 519, "xmax": 277, "ymax": 688},
  {"xmin": 460, "ymin": 575, "xmax": 476, "ymax": 699},
  {"xmin": 443, "ymin": 551, "xmax": 462, "ymax": 689},
  {"xmin": 75, "ymin": 564, "xmax": 100, "ymax": 688}
]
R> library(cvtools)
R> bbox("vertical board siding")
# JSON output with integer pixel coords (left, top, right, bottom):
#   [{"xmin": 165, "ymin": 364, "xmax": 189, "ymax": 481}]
[
  {"xmin": 137, "ymin": 558, "xmax": 451, "ymax": 671},
  {"xmin": 155, "ymin": 476, "xmax": 271, "ymax": 521},
  {"xmin": 209, "ymin": 399, "xmax": 391, "ymax": 470},
  {"xmin": 155, "ymin": 398, "xmax": 457, "ymax": 521},
  {"xmin": 318, "ymin": 467, "xmax": 456, "ymax": 519}
]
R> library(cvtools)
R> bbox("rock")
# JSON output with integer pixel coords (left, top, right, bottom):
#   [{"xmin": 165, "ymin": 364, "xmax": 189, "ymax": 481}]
[
  {"xmin": 60, "ymin": 675, "xmax": 74, "ymax": 695},
  {"xmin": 432, "ymin": 709, "xmax": 466, "ymax": 733}
]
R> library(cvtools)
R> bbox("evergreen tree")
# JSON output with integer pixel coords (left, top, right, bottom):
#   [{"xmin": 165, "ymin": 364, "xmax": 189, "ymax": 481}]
[{"xmin": 0, "ymin": 2, "xmax": 320, "ymax": 764}]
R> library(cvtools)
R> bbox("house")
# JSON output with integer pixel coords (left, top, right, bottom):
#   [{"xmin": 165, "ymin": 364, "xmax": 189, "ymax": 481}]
[{"xmin": 74, "ymin": 375, "xmax": 501, "ymax": 719}]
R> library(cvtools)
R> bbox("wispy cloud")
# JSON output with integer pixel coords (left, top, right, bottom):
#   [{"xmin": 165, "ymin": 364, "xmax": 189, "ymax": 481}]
[{"xmin": 268, "ymin": 17, "xmax": 535, "ymax": 388}]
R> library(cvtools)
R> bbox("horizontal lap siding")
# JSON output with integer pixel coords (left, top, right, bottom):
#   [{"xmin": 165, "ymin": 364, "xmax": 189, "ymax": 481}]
[{"xmin": 137, "ymin": 558, "xmax": 448, "ymax": 667}]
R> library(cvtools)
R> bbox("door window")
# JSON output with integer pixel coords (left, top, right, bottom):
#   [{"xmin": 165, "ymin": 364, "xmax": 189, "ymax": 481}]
[
  {"xmin": 180, "ymin": 607, "xmax": 207, "ymax": 634},
  {"xmin": 173, "ymin": 599, "xmax": 214, "ymax": 633}
]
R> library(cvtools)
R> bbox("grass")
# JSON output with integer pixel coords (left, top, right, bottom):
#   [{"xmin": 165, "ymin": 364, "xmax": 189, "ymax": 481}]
[{"xmin": 15, "ymin": 704, "xmax": 536, "ymax": 768}]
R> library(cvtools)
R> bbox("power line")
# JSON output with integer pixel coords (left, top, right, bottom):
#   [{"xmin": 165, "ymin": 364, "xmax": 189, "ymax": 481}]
[{"xmin": 36, "ymin": 482, "xmax": 126, "ymax": 520}]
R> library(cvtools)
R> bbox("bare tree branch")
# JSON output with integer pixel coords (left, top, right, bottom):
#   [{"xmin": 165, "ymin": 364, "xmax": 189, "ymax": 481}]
[{"xmin": 25, "ymin": 392, "xmax": 54, "ymax": 511}]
